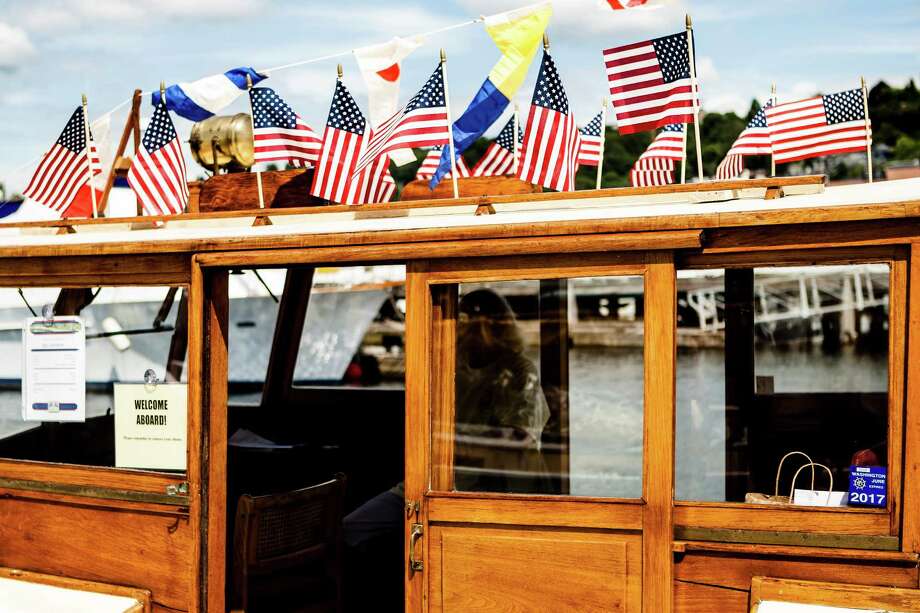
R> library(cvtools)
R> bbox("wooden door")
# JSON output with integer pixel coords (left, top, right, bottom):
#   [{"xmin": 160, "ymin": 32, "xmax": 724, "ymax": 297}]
[{"xmin": 405, "ymin": 253, "xmax": 676, "ymax": 613}]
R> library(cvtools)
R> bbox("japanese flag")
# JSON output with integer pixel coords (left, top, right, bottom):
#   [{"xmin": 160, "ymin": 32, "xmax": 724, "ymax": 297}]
[
  {"xmin": 354, "ymin": 36, "xmax": 423, "ymax": 166},
  {"xmin": 602, "ymin": 0, "xmax": 668, "ymax": 9}
]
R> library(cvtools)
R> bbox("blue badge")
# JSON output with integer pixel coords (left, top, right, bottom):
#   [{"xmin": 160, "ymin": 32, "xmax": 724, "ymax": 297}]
[{"xmin": 848, "ymin": 466, "xmax": 887, "ymax": 508}]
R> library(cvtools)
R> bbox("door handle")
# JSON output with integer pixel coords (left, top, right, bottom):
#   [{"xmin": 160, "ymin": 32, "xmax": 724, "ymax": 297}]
[{"xmin": 409, "ymin": 523, "xmax": 424, "ymax": 573}]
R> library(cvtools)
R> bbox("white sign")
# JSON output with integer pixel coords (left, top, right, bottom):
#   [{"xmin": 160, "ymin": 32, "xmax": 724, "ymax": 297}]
[
  {"xmin": 114, "ymin": 383, "xmax": 188, "ymax": 471},
  {"xmin": 22, "ymin": 317, "xmax": 86, "ymax": 423}
]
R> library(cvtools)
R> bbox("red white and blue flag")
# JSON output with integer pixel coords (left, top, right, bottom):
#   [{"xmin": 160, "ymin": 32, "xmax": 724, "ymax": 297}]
[
  {"xmin": 764, "ymin": 89, "xmax": 870, "ymax": 164},
  {"xmin": 715, "ymin": 101, "xmax": 773, "ymax": 179},
  {"xmin": 310, "ymin": 80, "xmax": 369, "ymax": 203},
  {"xmin": 604, "ymin": 31, "xmax": 699, "ymax": 134},
  {"xmin": 416, "ymin": 146, "xmax": 470, "ymax": 181},
  {"xmin": 250, "ymin": 87, "xmax": 322, "ymax": 168},
  {"xmin": 23, "ymin": 107, "xmax": 101, "ymax": 214},
  {"xmin": 354, "ymin": 63, "xmax": 450, "ymax": 174},
  {"xmin": 518, "ymin": 52, "xmax": 580, "ymax": 192},
  {"xmin": 471, "ymin": 116, "xmax": 521, "ymax": 177},
  {"xmin": 127, "ymin": 100, "xmax": 188, "ymax": 215},
  {"xmin": 629, "ymin": 123, "xmax": 684, "ymax": 187},
  {"xmin": 576, "ymin": 111, "xmax": 604, "ymax": 167}
]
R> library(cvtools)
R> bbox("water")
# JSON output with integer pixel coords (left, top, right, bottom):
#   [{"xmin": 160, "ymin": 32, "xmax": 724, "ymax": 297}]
[{"xmin": 0, "ymin": 344, "xmax": 888, "ymax": 503}]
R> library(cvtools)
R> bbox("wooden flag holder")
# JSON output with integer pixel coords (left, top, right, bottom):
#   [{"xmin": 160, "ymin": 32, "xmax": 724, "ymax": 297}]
[{"xmin": 98, "ymin": 88, "xmax": 143, "ymax": 216}]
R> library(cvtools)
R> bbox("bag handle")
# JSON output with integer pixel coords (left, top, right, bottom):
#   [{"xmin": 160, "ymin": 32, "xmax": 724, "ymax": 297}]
[
  {"xmin": 790, "ymin": 462, "xmax": 834, "ymax": 506},
  {"xmin": 774, "ymin": 451, "xmax": 815, "ymax": 497}
]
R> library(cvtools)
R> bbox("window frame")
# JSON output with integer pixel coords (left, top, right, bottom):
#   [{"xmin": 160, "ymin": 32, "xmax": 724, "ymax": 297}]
[
  {"xmin": 673, "ymin": 245, "xmax": 907, "ymax": 541},
  {"xmin": 0, "ymin": 253, "xmax": 195, "ymax": 502},
  {"xmin": 425, "ymin": 251, "xmax": 652, "ymax": 503}
]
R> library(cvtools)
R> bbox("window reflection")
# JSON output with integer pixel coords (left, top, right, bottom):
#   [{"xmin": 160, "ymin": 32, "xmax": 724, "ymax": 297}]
[
  {"xmin": 675, "ymin": 264, "xmax": 889, "ymax": 504},
  {"xmin": 447, "ymin": 276, "xmax": 645, "ymax": 498}
]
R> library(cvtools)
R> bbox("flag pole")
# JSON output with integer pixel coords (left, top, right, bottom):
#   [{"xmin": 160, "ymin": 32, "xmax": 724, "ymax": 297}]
[
  {"xmin": 513, "ymin": 103, "xmax": 520, "ymax": 176},
  {"xmin": 596, "ymin": 97, "xmax": 607, "ymax": 190},
  {"xmin": 245, "ymin": 74, "xmax": 266, "ymax": 208},
  {"xmin": 680, "ymin": 125, "xmax": 687, "ymax": 184},
  {"xmin": 770, "ymin": 82, "xmax": 777, "ymax": 177},
  {"xmin": 81, "ymin": 94, "xmax": 98, "ymax": 218},
  {"xmin": 860, "ymin": 76, "xmax": 873, "ymax": 184},
  {"xmin": 440, "ymin": 49, "xmax": 460, "ymax": 200},
  {"xmin": 686, "ymin": 14, "xmax": 704, "ymax": 181}
]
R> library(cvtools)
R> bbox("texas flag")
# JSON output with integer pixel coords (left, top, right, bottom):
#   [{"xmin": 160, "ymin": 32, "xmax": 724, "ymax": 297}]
[
  {"xmin": 603, "ymin": 0, "xmax": 669, "ymax": 9},
  {"xmin": 354, "ymin": 36, "xmax": 423, "ymax": 166}
]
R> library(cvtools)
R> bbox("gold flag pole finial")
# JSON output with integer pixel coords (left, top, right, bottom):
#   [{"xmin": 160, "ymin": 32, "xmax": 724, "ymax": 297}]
[
  {"xmin": 543, "ymin": 33, "xmax": 550, "ymax": 51},
  {"xmin": 440, "ymin": 48, "xmax": 447, "ymax": 64},
  {"xmin": 82, "ymin": 93, "xmax": 88, "ymax": 107},
  {"xmin": 337, "ymin": 64, "xmax": 344, "ymax": 79},
  {"xmin": 245, "ymin": 73, "xmax": 253, "ymax": 90},
  {"xmin": 685, "ymin": 14, "xmax": 693, "ymax": 28},
  {"xmin": 159, "ymin": 81, "xmax": 166, "ymax": 104}
]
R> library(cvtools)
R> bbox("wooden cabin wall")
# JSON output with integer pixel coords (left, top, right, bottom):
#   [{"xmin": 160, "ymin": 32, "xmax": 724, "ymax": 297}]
[
  {"xmin": 0, "ymin": 492, "xmax": 193, "ymax": 612},
  {"xmin": 673, "ymin": 550, "xmax": 920, "ymax": 612}
]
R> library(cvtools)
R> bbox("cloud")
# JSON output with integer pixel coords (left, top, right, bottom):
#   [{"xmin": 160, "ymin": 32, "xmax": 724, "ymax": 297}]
[
  {"xmin": 0, "ymin": 22, "xmax": 36, "ymax": 69},
  {"xmin": 16, "ymin": 0, "xmax": 263, "ymax": 32},
  {"xmin": 457, "ymin": 0, "xmax": 688, "ymax": 38}
]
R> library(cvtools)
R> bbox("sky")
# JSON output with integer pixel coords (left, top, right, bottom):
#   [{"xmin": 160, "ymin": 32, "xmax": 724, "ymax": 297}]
[{"xmin": 1, "ymin": 0, "xmax": 918, "ymax": 193}]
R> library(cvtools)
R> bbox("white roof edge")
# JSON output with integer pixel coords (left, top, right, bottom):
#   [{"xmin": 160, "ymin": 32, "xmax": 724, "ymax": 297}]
[{"xmin": 0, "ymin": 178, "xmax": 918, "ymax": 252}]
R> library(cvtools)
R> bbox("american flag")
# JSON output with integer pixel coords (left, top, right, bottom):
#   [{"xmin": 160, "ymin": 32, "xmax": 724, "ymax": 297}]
[
  {"xmin": 354, "ymin": 63, "xmax": 450, "ymax": 174},
  {"xmin": 471, "ymin": 116, "xmax": 521, "ymax": 177},
  {"xmin": 715, "ymin": 101, "xmax": 773, "ymax": 180},
  {"xmin": 629, "ymin": 123, "xmax": 684, "ymax": 187},
  {"xmin": 250, "ymin": 87, "xmax": 322, "ymax": 168},
  {"xmin": 127, "ymin": 100, "xmax": 188, "ymax": 215},
  {"xmin": 764, "ymin": 89, "xmax": 870, "ymax": 164},
  {"xmin": 416, "ymin": 146, "xmax": 470, "ymax": 181},
  {"xmin": 310, "ymin": 80, "xmax": 368, "ymax": 203},
  {"xmin": 604, "ymin": 31, "xmax": 698, "ymax": 134},
  {"xmin": 517, "ymin": 53, "xmax": 580, "ymax": 192},
  {"xmin": 576, "ymin": 111, "xmax": 604, "ymax": 167},
  {"xmin": 22, "ymin": 107, "xmax": 101, "ymax": 214},
  {"xmin": 351, "ymin": 153, "xmax": 396, "ymax": 204}
]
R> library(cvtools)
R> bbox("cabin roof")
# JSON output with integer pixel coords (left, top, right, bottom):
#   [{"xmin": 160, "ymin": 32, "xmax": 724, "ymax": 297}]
[{"xmin": 0, "ymin": 177, "xmax": 918, "ymax": 259}]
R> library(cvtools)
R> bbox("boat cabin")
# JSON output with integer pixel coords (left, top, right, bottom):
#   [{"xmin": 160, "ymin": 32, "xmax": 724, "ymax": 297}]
[{"xmin": 0, "ymin": 174, "xmax": 918, "ymax": 612}]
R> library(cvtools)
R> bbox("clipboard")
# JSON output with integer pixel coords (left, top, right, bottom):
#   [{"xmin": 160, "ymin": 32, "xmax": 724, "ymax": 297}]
[{"xmin": 21, "ymin": 315, "xmax": 86, "ymax": 423}]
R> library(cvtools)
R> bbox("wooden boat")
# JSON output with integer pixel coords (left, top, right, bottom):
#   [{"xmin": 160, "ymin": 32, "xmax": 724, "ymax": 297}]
[{"xmin": 0, "ymin": 173, "xmax": 919, "ymax": 612}]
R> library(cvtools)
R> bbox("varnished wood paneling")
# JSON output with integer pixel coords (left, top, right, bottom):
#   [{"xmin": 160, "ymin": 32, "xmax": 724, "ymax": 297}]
[
  {"xmin": 0, "ymin": 496, "xmax": 192, "ymax": 610},
  {"xmin": 401, "ymin": 176, "xmax": 542, "ymax": 202},
  {"xmin": 673, "ymin": 580, "xmax": 749, "ymax": 613},
  {"xmin": 674, "ymin": 503, "xmax": 891, "ymax": 535},
  {"xmin": 674, "ymin": 550, "xmax": 919, "ymax": 591},
  {"xmin": 194, "ymin": 230, "xmax": 702, "ymax": 269},
  {"xmin": 0, "ymin": 460, "xmax": 183, "ymax": 496},
  {"xmin": 679, "ymin": 245, "xmax": 903, "ymax": 270},
  {"xmin": 200, "ymin": 268, "xmax": 229, "ymax": 613},
  {"xmin": 0, "ymin": 253, "xmax": 190, "ymax": 286},
  {"xmin": 427, "ymin": 494, "xmax": 643, "ymax": 530},
  {"xmin": 750, "ymin": 576, "xmax": 920, "ymax": 610},
  {"xmin": 903, "ymin": 243, "xmax": 920, "ymax": 554},
  {"xmin": 644, "ymin": 252, "xmax": 676, "ymax": 613},
  {"xmin": 196, "ymin": 168, "xmax": 324, "ymax": 212},
  {"xmin": 888, "ymin": 255, "xmax": 907, "ymax": 535},
  {"xmin": 405, "ymin": 262, "xmax": 431, "ymax": 613},
  {"xmin": 426, "ymin": 252, "xmax": 647, "ymax": 284},
  {"xmin": 674, "ymin": 540, "xmax": 919, "ymax": 562},
  {"xmin": 429, "ymin": 525, "xmax": 641, "ymax": 613}
]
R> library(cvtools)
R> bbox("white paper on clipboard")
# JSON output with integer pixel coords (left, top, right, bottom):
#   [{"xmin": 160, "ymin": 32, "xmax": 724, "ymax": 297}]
[{"xmin": 21, "ymin": 316, "xmax": 86, "ymax": 422}]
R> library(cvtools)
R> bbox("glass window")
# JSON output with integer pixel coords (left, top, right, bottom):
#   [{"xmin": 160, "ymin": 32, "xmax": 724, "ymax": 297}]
[
  {"xmin": 438, "ymin": 275, "xmax": 644, "ymax": 498},
  {"xmin": 0, "ymin": 286, "xmax": 187, "ymax": 471},
  {"xmin": 675, "ymin": 264, "xmax": 889, "ymax": 504},
  {"xmin": 228, "ymin": 269, "xmax": 285, "ymax": 405}
]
